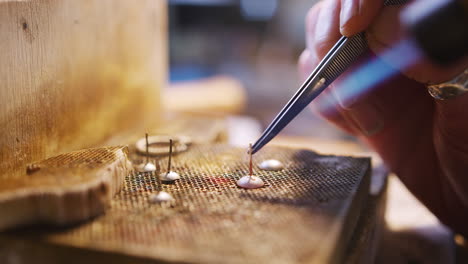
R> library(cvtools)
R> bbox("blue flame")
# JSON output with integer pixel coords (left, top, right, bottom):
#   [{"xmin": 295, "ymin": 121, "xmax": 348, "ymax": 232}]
[{"xmin": 318, "ymin": 39, "xmax": 422, "ymax": 111}]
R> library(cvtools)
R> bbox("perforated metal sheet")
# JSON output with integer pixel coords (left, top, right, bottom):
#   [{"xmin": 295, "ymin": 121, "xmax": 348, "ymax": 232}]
[{"xmin": 8, "ymin": 144, "xmax": 370, "ymax": 264}]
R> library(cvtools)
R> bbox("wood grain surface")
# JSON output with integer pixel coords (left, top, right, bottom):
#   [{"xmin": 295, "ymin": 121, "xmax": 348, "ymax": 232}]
[
  {"xmin": 0, "ymin": 0, "xmax": 167, "ymax": 181},
  {"xmin": 0, "ymin": 146, "xmax": 132, "ymax": 231}
]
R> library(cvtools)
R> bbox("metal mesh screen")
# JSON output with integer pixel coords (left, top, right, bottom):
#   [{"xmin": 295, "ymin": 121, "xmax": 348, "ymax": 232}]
[{"xmin": 21, "ymin": 144, "xmax": 370, "ymax": 264}]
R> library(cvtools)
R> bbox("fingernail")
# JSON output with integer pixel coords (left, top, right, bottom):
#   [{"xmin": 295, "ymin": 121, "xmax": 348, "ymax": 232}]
[
  {"xmin": 340, "ymin": 0, "xmax": 359, "ymax": 30},
  {"xmin": 348, "ymin": 103, "xmax": 384, "ymax": 136}
]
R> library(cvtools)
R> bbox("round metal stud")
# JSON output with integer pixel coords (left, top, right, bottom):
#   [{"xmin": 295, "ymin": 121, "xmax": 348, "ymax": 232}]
[
  {"xmin": 237, "ymin": 175, "xmax": 264, "ymax": 189},
  {"xmin": 159, "ymin": 171, "xmax": 180, "ymax": 182},
  {"xmin": 149, "ymin": 191, "xmax": 174, "ymax": 203},
  {"xmin": 137, "ymin": 162, "xmax": 156, "ymax": 172},
  {"xmin": 258, "ymin": 159, "xmax": 284, "ymax": 171}
]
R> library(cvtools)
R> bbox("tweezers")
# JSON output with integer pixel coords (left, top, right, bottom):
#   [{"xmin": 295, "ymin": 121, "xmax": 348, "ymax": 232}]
[{"xmin": 250, "ymin": 0, "xmax": 407, "ymax": 154}]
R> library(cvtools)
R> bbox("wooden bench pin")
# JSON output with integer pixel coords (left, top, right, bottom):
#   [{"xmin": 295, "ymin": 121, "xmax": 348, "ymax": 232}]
[{"xmin": 0, "ymin": 146, "xmax": 132, "ymax": 231}]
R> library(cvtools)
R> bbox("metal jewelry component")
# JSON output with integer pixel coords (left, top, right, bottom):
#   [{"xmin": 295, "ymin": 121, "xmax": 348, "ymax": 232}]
[
  {"xmin": 159, "ymin": 139, "xmax": 180, "ymax": 183},
  {"xmin": 138, "ymin": 162, "xmax": 156, "ymax": 172},
  {"xmin": 427, "ymin": 69, "xmax": 468, "ymax": 100},
  {"xmin": 137, "ymin": 133, "xmax": 157, "ymax": 172},
  {"xmin": 237, "ymin": 144, "xmax": 264, "ymax": 189},
  {"xmin": 149, "ymin": 191, "xmax": 174, "ymax": 203},
  {"xmin": 135, "ymin": 135, "xmax": 191, "ymax": 156},
  {"xmin": 237, "ymin": 175, "xmax": 264, "ymax": 189},
  {"xmin": 258, "ymin": 159, "xmax": 284, "ymax": 171},
  {"xmin": 159, "ymin": 171, "xmax": 180, "ymax": 182}
]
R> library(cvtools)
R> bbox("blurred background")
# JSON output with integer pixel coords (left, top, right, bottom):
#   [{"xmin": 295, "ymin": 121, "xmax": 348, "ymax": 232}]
[{"xmin": 168, "ymin": 0, "xmax": 352, "ymax": 141}]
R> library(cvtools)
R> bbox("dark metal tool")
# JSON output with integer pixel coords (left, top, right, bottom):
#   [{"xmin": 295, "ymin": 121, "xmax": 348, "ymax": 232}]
[
  {"xmin": 251, "ymin": 32, "xmax": 367, "ymax": 154},
  {"xmin": 251, "ymin": 0, "xmax": 468, "ymax": 154}
]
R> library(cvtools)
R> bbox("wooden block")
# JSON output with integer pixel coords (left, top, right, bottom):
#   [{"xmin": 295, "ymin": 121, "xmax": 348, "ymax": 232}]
[
  {"xmin": 0, "ymin": 146, "xmax": 132, "ymax": 231},
  {"xmin": 0, "ymin": 0, "xmax": 166, "ymax": 181}
]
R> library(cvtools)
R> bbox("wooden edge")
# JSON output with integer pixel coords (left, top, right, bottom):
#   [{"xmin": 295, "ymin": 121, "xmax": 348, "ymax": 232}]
[{"xmin": 0, "ymin": 147, "xmax": 132, "ymax": 231}]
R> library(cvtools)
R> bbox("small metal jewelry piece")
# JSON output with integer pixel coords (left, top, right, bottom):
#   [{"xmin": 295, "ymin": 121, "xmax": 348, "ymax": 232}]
[
  {"xmin": 138, "ymin": 163, "xmax": 156, "ymax": 172},
  {"xmin": 237, "ymin": 175, "xmax": 264, "ymax": 189},
  {"xmin": 149, "ymin": 191, "xmax": 174, "ymax": 203},
  {"xmin": 159, "ymin": 171, "xmax": 180, "ymax": 182},
  {"xmin": 427, "ymin": 69, "xmax": 468, "ymax": 100},
  {"xmin": 137, "ymin": 133, "xmax": 157, "ymax": 172},
  {"xmin": 135, "ymin": 135, "xmax": 191, "ymax": 156},
  {"xmin": 237, "ymin": 144, "xmax": 264, "ymax": 189},
  {"xmin": 258, "ymin": 159, "xmax": 284, "ymax": 171},
  {"xmin": 159, "ymin": 139, "xmax": 180, "ymax": 182}
]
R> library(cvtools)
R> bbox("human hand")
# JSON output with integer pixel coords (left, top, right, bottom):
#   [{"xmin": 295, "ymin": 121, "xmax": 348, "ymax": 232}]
[{"xmin": 299, "ymin": 0, "xmax": 468, "ymax": 236}]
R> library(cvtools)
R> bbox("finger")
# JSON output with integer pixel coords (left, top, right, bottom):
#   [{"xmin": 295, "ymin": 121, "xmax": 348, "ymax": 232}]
[
  {"xmin": 303, "ymin": 0, "xmax": 355, "ymax": 134},
  {"xmin": 310, "ymin": 86, "xmax": 358, "ymax": 135},
  {"xmin": 308, "ymin": 0, "xmax": 342, "ymax": 60},
  {"xmin": 340, "ymin": 0, "xmax": 383, "ymax": 37},
  {"xmin": 336, "ymin": 53, "xmax": 443, "ymax": 206},
  {"xmin": 299, "ymin": 48, "xmax": 357, "ymax": 134},
  {"xmin": 298, "ymin": 49, "xmax": 314, "ymax": 81},
  {"xmin": 331, "ymin": 51, "xmax": 446, "ymax": 212},
  {"xmin": 303, "ymin": 0, "xmax": 372, "ymax": 135},
  {"xmin": 302, "ymin": 0, "xmax": 340, "ymax": 81},
  {"xmin": 358, "ymin": 71, "xmax": 468, "ymax": 237},
  {"xmin": 305, "ymin": 1, "xmax": 325, "ymax": 58},
  {"xmin": 434, "ymin": 93, "xmax": 468, "ymax": 235},
  {"xmin": 302, "ymin": 1, "xmax": 327, "ymax": 82},
  {"xmin": 330, "ymin": 50, "xmax": 415, "ymax": 136},
  {"xmin": 435, "ymin": 93, "xmax": 468, "ymax": 205}
]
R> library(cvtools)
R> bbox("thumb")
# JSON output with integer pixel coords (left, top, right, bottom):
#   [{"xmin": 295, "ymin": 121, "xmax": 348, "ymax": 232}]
[{"xmin": 434, "ymin": 93, "xmax": 468, "ymax": 207}]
